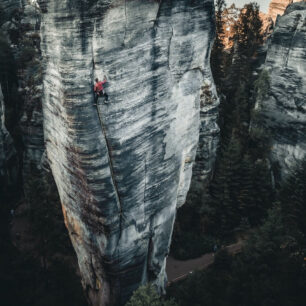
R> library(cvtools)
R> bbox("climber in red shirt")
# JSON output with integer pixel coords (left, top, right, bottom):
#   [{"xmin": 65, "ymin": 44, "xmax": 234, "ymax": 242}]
[{"xmin": 94, "ymin": 76, "xmax": 108, "ymax": 104}]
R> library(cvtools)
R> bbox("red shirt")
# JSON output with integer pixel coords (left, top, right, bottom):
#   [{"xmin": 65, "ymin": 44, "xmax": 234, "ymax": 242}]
[{"xmin": 94, "ymin": 80, "xmax": 106, "ymax": 92}]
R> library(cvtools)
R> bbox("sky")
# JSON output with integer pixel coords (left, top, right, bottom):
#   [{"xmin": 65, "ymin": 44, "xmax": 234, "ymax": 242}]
[{"xmin": 227, "ymin": 0, "xmax": 270, "ymax": 12}]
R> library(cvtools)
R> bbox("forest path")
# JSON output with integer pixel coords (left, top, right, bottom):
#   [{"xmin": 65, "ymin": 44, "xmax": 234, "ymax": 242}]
[
  {"xmin": 166, "ymin": 240, "xmax": 243, "ymax": 284},
  {"xmin": 11, "ymin": 202, "xmax": 244, "ymax": 284}
]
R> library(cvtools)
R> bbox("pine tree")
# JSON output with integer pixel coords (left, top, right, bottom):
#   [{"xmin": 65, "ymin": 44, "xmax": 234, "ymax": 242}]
[
  {"xmin": 231, "ymin": 83, "xmax": 251, "ymax": 144},
  {"xmin": 0, "ymin": 31, "xmax": 16, "ymax": 94},
  {"xmin": 236, "ymin": 154, "xmax": 254, "ymax": 219},
  {"xmin": 279, "ymin": 159, "xmax": 306, "ymax": 247},
  {"xmin": 209, "ymin": 135, "xmax": 242, "ymax": 235},
  {"xmin": 126, "ymin": 284, "xmax": 177, "ymax": 306},
  {"xmin": 232, "ymin": 3, "xmax": 263, "ymax": 83},
  {"xmin": 211, "ymin": 0, "xmax": 226, "ymax": 90},
  {"xmin": 236, "ymin": 3, "xmax": 263, "ymax": 52},
  {"xmin": 219, "ymin": 4, "xmax": 263, "ymax": 147},
  {"xmin": 254, "ymin": 69, "xmax": 270, "ymax": 103}
]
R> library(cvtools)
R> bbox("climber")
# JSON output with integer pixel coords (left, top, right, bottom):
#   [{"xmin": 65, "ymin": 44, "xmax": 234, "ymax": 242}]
[{"xmin": 94, "ymin": 76, "xmax": 108, "ymax": 104}]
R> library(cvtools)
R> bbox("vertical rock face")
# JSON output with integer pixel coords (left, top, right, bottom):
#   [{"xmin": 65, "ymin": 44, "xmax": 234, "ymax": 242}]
[
  {"xmin": 0, "ymin": 85, "xmax": 17, "ymax": 191},
  {"xmin": 256, "ymin": 2, "xmax": 306, "ymax": 179},
  {"xmin": 259, "ymin": 12, "xmax": 274, "ymax": 38},
  {"xmin": 186, "ymin": 79, "xmax": 219, "ymax": 205},
  {"xmin": 17, "ymin": 3, "xmax": 44, "ymax": 180},
  {"xmin": 0, "ymin": 0, "xmax": 20, "ymax": 20},
  {"xmin": 268, "ymin": 0, "xmax": 302, "ymax": 22},
  {"xmin": 39, "ymin": 0, "xmax": 216, "ymax": 304},
  {"xmin": 1, "ymin": 0, "xmax": 44, "ymax": 181}
]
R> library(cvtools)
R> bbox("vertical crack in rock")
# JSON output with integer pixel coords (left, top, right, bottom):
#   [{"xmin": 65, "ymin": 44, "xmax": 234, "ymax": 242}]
[
  {"xmin": 39, "ymin": 0, "xmax": 217, "ymax": 305},
  {"xmin": 284, "ymin": 13, "xmax": 301, "ymax": 67},
  {"xmin": 152, "ymin": 0, "xmax": 163, "ymax": 29},
  {"xmin": 96, "ymin": 103, "xmax": 124, "ymax": 243},
  {"xmin": 123, "ymin": 0, "xmax": 127, "ymax": 46},
  {"xmin": 142, "ymin": 154, "xmax": 147, "ymax": 225},
  {"xmin": 167, "ymin": 25, "xmax": 174, "ymax": 71}
]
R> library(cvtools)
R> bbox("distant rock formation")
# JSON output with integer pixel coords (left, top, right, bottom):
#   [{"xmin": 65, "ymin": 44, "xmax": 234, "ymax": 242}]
[
  {"xmin": 260, "ymin": 12, "xmax": 274, "ymax": 38},
  {"xmin": 255, "ymin": 2, "xmax": 306, "ymax": 180},
  {"xmin": 268, "ymin": 0, "xmax": 303, "ymax": 22}
]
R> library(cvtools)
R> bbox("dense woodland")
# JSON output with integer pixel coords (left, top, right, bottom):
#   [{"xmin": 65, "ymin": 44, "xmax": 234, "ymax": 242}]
[
  {"xmin": 0, "ymin": 1, "xmax": 305, "ymax": 306},
  {"xmin": 171, "ymin": 0, "xmax": 271, "ymax": 259}
]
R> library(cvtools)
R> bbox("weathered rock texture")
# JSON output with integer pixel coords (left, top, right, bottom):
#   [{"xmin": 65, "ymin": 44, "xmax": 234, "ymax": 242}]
[
  {"xmin": 186, "ymin": 80, "xmax": 219, "ymax": 206},
  {"xmin": 37, "ymin": 0, "xmax": 217, "ymax": 305},
  {"xmin": 255, "ymin": 2, "xmax": 306, "ymax": 179},
  {"xmin": 0, "ymin": 84, "xmax": 17, "ymax": 191},
  {"xmin": 17, "ymin": 3, "xmax": 44, "ymax": 180},
  {"xmin": 1, "ymin": 0, "xmax": 44, "ymax": 181},
  {"xmin": 0, "ymin": 0, "xmax": 20, "ymax": 20},
  {"xmin": 260, "ymin": 12, "xmax": 274, "ymax": 38},
  {"xmin": 268, "ymin": 0, "xmax": 303, "ymax": 22}
]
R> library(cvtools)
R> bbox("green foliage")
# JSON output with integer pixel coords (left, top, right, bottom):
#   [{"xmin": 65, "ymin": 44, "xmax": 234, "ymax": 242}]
[
  {"xmin": 0, "ymin": 30, "xmax": 16, "ymax": 88},
  {"xmin": 211, "ymin": 0, "xmax": 226, "ymax": 90},
  {"xmin": 249, "ymin": 126, "xmax": 271, "ymax": 157},
  {"xmin": 0, "ymin": 5, "xmax": 7, "ymax": 26},
  {"xmin": 24, "ymin": 166, "xmax": 73, "ymax": 256},
  {"xmin": 206, "ymin": 137, "xmax": 273, "ymax": 236},
  {"xmin": 234, "ymin": 3, "xmax": 263, "ymax": 59},
  {"xmin": 169, "ymin": 162, "xmax": 306, "ymax": 304},
  {"xmin": 213, "ymin": 248, "xmax": 233, "ymax": 271},
  {"xmin": 172, "ymin": 1, "xmax": 271, "ymax": 258},
  {"xmin": 171, "ymin": 231, "xmax": 218, "ymax": 260},
  {"xmin": 126, "ymin": 284, "xmax": 177, "ymax": 306},
  {"xmin": 168, "ymin": 206, "xmax": 306, "ymax": 306},
  {"xmin": 172, "ymin": 107, "xmax": 274, "ymax": 259},
  {"xmin": 209, "ymin": 135, "xmax": 242, "ymax": 235},
  {"xmin": 0, "ymin": 30, "xmax": 23, "ymax": 151},
  {"xmin": 0, "ymin": 252, "xmax": 86, "ymax": 306},
  {"xmin": 254, "ymin": 69, "xmax": 270, "ymax": 102},
  {"xmin": 15, "ymin": 37, "xmax": 38, "ymax": 68},
  {"xmin": 279, "ymin": 159, "xmax": 306, "ymax": 248},
  {"xmin": 216, "ymin": 2, "xmax": 264, "ymax": 153},
  {"xmin": 19, "ymin": 46, "xmax": 36, "ymax": 64},
  {"xmin": 0, "ymin": 165, "xmax": 85, "ymax": 306},
  {"xmin": 167, "ymin": 255, "xmax": 234, "ymax": 306},
  {"xmin": 230, "ymin": 208, "xmax": 305, "ymax": 306},
  {"xmin": 224, "ymin": 3, "xmax": 263, "ymax": 94}
]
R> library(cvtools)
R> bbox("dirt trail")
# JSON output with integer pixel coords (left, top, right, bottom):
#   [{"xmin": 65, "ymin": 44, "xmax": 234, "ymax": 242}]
[
  {"xmin": 166, "ymin": 240, "xmax": 243, "ymax": 284},
  {"xmin": 11, "ymin": 202, "xmax": 244, "ymax": 284}
]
